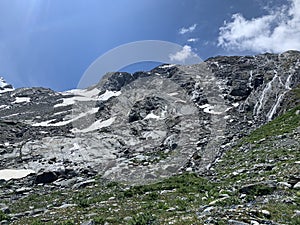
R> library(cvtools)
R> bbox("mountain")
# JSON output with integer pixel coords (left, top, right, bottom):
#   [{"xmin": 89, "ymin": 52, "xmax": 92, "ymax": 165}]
[
  {"xmin": 0, "ymin": 77, "xmax": 14, "ymax": 94},
  {"xmin": 0, "ymin": 51, "xmax": 299, "ymax": 224}
]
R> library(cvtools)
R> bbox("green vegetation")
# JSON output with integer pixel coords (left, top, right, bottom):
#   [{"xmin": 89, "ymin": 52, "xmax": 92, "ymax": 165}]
[
  {"xmin": 127, "ymin": 212, "xmax": 158, "ymax": 225},
  {"xmin": 0, "ymin": 211, "xmax": 8, "ymax": 221},
  {"xmin": 243, "ymin": 105, "xmax": 300, "ymax": 144}
]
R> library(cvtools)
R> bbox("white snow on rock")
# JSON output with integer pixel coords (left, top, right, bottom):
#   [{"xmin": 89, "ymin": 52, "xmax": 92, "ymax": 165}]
[
  {"xmin": 33, "ymin": 108, "xmax": 99, "ymax": 127},
  {"xmin": 0, "ymin": 88, "xmax": 14, "ymax": 94},
  {"xmin": 32, "ymin": 119, "xmax": 57, "ymax": 127},
  {"xmin": 98, "ymin": 90, "xmax": 121, "ymax": 101},
  {"xmin": 168, "ymin": 92, "xmax": 179, "ymax": 96},
  {"xmin": 54, "ymin": 98, "xmax": 76, "ymax": 108},
  {"xmin": 55, "ymin": 88, "xmax": 101, "ymax": 108},
  {"xmin": 0, "ymin": 77, "xmax": 8, "ymax": 88},
  {"xmin": 13, "ymin": 97, "xmax": 31, "ymax": 104},
  {"xmin": 159, "ymin": 64, "xmax": 176, "ymax": 69},
  {"xmin": 0, "ymin": 169, "xmax": 35, "ymax": 181},
  {"xmin": 199, "ymin": 104, "xmax": 211, "ymax": 109},
  {"xmin": 72, "ymin": 117, "xmax": 116, "ymax": 133},
  {"xmin": 62, "ymin": 88, "xmax": 100, "ymax": 98},
  {"xmin": 202, "ymin": 104, "xmax": 230, "ymax": 115},
  {"xmin": 144, "ymin": 113, "xmax": 161, "ymax": 120},
  {"xmin": 55, "ymin": 89, "xmax": 121, "ymax": 108},
  {"xmin": 0, "ymin": 77, "xmax": 14, "ymax": 94},
  {"xmin": 0, "ymin": 105, "xmax": 9, "ymax": 109}
]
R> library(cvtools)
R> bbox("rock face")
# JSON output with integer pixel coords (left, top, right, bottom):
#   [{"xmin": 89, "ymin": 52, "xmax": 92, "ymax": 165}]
[{"xmin": 0, "ymin": 51, "xmax": 299, "ymax": 184}]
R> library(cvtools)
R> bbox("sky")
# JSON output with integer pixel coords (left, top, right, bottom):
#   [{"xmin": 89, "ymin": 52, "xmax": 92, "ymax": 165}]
[{"xmin": 0, "ymin": 0, "xmax": 299, "ymax": 91}]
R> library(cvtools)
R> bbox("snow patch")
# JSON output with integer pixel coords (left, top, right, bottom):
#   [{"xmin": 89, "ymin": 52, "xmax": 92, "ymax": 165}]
[
  {"xmin": 33, "ymin": 108, "xmax": 99, "ymax": 127},
  {"xmin": 203, "ymin": 104, "xmax": 228, "ymax": 115},
  {"xmin": 0, "ymin": 88, "xmax": 14, "ymax": 94},
  {"xmin": 144, "ymin": 113, "xmax": 161, "ymax": 120},
  {"xmin": 199, "ymin": 104, "xmax": 211, "ymax": 109},
  {"xmin": 1, "ymin": 113, "xmax": 20, "ymax": 119},
  {"xmin": 159, "ymin": 64, "xmax": 176, "ymax": 69},
  {"xmin": 0, "ymin": 105, "xmax": 8, "ymax": 109},
  {"xmin": 61, "ymin": 88, "xmax": 100, "ymax": 98},
  {"xmin": 13, "ymin": 97, "xmax": 31, "ymax": 104},
  {"xmin": 32, "ymin": 119, "xmax": 57, "ymax": 127},
  {"xmin": 98, "ymin": 90, "xmax": 121, "ymax": 101},
  {"xmin": 55, "ymin": 89, "xmax": 121, "ymax": 108},
  {"xmin": 72, "ymin": 117, "xmax": 116, "ymax": 133},
  {"xmin": 0, "ymin": 169, "xmax": 35, "ymax": 181},
  {"xmin": 168, "ymin": 92, "xmax": 179, "ymax": 96},
  {"xmin": 0, "ymin": 77, "xmax": 14, "ymax": 94},
  {"xmin": 0, "ymin": 78, "xmax": 6, "ymax": 88}
]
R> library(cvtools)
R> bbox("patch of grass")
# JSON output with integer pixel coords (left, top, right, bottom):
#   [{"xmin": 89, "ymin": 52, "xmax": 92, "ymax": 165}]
[
  {"xmin": 127, "ymin": 212, "xmax": 158, "ymax": 225},
  {"xmin": 60, "ymin": 220, "xmax": 75, "ymax": 225},
  {"xmin": 31, "ymin": 220, "xmax": 43, "ymax": 225},
  {"xmin": 264, "ymin": 202, "xmax": 300, "ymax": 224},
  {"xmin": 93, "ymin": 216, "xmax": 106, "ymax": 225},
  {"xmin": 292, "ymin": 85, "xmax": 300, "ymax": 100},
  {"xmin": 243, "ymin": 105, "xmax": 300, "ymax": 144},
  {"xmin": 0, "ymin": 211, "xmax": 8, "ymax": 221}
]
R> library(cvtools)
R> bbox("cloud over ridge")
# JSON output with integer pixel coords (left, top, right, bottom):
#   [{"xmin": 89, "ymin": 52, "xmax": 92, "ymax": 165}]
[
  {"xmin": 169, "ymin": 45, "xmax": 196, "ymax": 63},
  {"xmin": 218, "ymin": 0, "xmax": 300, "ymax": 53}
]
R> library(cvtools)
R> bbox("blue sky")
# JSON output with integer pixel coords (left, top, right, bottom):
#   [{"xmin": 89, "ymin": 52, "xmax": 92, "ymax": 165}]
[{"xmin": 0, "ymin": 0, "xmax": 299, "ymax": 91}]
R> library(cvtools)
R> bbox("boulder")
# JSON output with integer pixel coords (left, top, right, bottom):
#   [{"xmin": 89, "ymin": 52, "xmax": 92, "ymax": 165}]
[{"xmin": 35, "ymin": 171, "xmax": 58, "ymax": 184}]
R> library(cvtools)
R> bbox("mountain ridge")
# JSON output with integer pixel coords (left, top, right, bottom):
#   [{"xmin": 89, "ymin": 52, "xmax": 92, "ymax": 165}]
[{"xmin": 0, "ymin": 51, "xmax": 299, "ymax": 224}]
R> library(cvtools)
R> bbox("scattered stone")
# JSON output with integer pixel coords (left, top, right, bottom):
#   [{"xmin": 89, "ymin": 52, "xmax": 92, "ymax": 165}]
[
  {"xmin": 208, "ymin": 196, "xmax": 229, "ymax": 205},
  {"xmin": 166, "ymin": 207, "xmax": 176, "ymax": 212},
  {"xmin": 288, "ymin": 175, "xmax": 300, "ymax": 186},
  {"xmin": 261, "ymin": 209, "xmax": 271, "ymax": 218},
  {"xmin": 81, "ymin": 220, "xmax": 95, "ymax": 225},
  {"xmin": 0, "ymin": 204, "xmax": 10, "ymax": 214},
  {"xmin": 30, "ymin": 208, "xmax": 46, "ymax": 216},
  {"xmin": 239, "ymin": 182, "xmax": 276, "ymax": 195},
  {"xmin": 293, "ymin": 182, "xmax": 300, "ymax": 189},
  {"xmin": 278, "ymin": 182, "xmax": 292, "ymax": 189},
  {"xmin": 202, "ymin": 206, "xmax": 215, "ymax": 215},
  {"xmin": 186, "ymin": 167, "xmax": 193, "ymax": 172},
  {"xmin": 53, "ymin": 177, "xmax": 81, "ymax": 187},
  {"xmin": 293, "ymin": 210, "xmax": 300, "ymax": 218},
  {"xmin": 228, "ymin": 219, "xmax": 249, "ymax": 225},
  {"xmin": 124, "ymin": 216, "xmax": 132, "ymax": 221},
  {"xmin": 72, "ymin": 179, "xmax": 95, "ymax": 189},
  {"xmin": 15, "ymin": 187, "xmax": 32, "ymax": 194},
  {"xmin": 55, "ymin": 204, "xmax": 77, "ymax": 209},
  {"xmin": 232, "ymin": 168, "xmax": 246, "ymax": 176}
]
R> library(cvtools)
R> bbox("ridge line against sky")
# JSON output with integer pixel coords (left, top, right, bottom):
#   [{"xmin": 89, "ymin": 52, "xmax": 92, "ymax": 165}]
[{"xmin": 0, "ymin": 0, "xmax": 299, "ymax": 91}]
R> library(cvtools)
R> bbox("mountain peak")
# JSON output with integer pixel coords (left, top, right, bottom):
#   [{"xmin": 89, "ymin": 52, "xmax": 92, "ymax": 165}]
[{"xmin": 0, "ymin": 76, "xmax": 14, "ymax": 93}]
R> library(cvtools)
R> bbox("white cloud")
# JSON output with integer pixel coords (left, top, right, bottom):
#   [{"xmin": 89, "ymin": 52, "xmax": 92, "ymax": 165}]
[
  {"xmin": 169, "ymin": 45, "xmax": 195, "ymax": 63},
  {"xmin": 179, "ymin": 24, "xmax": 197, "ymax": 35},
  {"xmin": 187, "ymin": 38, "xmax": 198, "ymax": 43},
  {"xmin": 218, "ymin": 0, "xmax": 300, "ymax": 53}
]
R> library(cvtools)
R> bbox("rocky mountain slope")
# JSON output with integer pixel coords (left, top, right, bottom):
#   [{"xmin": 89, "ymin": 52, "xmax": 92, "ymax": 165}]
[{"xmin": 0, "ymin": 51, "xmax": 299, "ymax": 224}]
